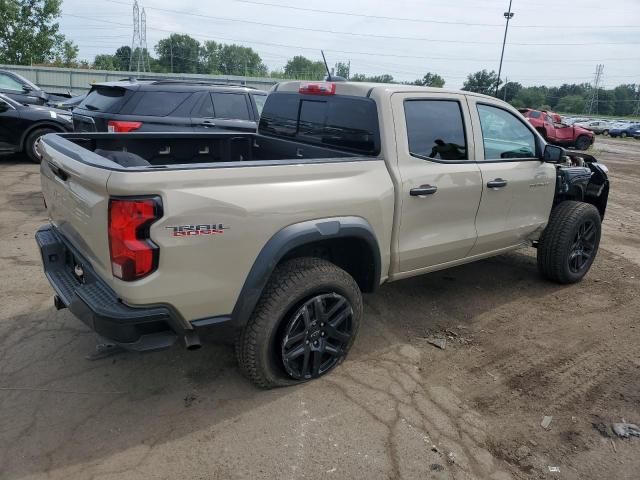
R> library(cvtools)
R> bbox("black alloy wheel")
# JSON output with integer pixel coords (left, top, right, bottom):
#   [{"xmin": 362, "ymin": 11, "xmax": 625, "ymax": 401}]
[
  {"xmin": 568, "ymin": 220, "xmax": 597, "ymax": 274},
  {"xmin": 281, "ymin": 293, "xmax": 354, "ymax": 380}
]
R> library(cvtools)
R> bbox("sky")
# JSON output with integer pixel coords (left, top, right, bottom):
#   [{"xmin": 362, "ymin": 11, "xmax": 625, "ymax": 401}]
[{"xmin": 58, "ymin": 0, "xmax": 640, "ymax": 88}]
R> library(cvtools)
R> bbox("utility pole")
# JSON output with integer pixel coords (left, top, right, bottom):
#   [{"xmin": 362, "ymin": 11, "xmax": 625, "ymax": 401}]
[
  {"xmin": 585, "ymin": 64, "xmax": 604, "ymax": 115},
  {"xmin": 496, "ymin": 0, "xmax": 514, "ymax": 96},
  {"xmin": 170, "ymin": 37, "xmax": 173, "ymax": 73},
  {"xmin": 503, "ymin": 77, "xmax": 509, "ymax": 101}
]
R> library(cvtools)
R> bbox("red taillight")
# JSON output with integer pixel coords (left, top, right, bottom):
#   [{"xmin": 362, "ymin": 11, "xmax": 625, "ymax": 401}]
[
  {"xmin": 108, "ymin": 197, "xmax": 162, "ymax": 281},
  {"xmin": 108, "ymin": 120, "xmax": 142, "ymax": 133},
  {"xmin": 299, "ymin": 82, "xmax": 336, "ymax": 95}
]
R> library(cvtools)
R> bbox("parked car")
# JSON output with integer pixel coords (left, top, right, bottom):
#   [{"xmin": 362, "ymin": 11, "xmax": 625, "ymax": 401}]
[
  {"xmin": 578, "ymin": 120, "xmax": 612, "ymax": 135},
  {"xmin": 72, "ymin": 79, "xmax": 267, "ymax": 133},
  {"xmin": 0, "ymin": 69, "xmax": 70, "ymax": 106},
  {"xmin": 36, "ymin": 81, "xmax": 609, "ymax": 388},
  {"xmin": 609, "ymin": 123, "xmax": 640, "ymax": 138},
  {"xmin": 0, "ymin": 93, "xmax": 72, "ymax": 162},
  {"xmin": 519, "ymin": 108, "xmax": 594, "ymax": 150}
]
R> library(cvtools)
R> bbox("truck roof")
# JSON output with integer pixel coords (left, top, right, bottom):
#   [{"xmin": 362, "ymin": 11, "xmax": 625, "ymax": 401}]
[{"xmin": 274, "ymin": 80, "xmax": 497, "ymax": 101}]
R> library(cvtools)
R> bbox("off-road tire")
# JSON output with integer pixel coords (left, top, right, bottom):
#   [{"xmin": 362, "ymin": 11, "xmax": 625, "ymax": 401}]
[
  {"xmin": 236, "ymin": 257, "xmax": 362, "ymax": 389},
  {"xmin": 537, "ymin": 201, "xmax": 601, "ymax": 284},
  {"xmin": 25, "ymin": 127, "xmax": 57, "ymax": 163},
  {"xmin": 575, "ymin": 135, "xmax": 591, "ymax": 151}
]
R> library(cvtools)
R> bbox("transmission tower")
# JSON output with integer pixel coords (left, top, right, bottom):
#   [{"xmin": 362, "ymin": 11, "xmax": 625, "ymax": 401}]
[
  {"xmin": 585, "ymin": 64, "xmax": 604, "ymax": 115},
  {"xmin": 129, "ymin": 1, "xmax": 149, "ymax": 72},
  {"xmin": 141, "ymin": 8, "xmax": 151, "ymax": 72}
]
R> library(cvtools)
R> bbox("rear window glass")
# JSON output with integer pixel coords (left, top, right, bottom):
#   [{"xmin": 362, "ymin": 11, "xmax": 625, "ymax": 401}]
[
  {"xmin": 129, "ymin": 91, "xmax": 191, "ymax": 116},
  {"xmin": 79, "ymin": 87, "xmax": 126, "ymax": 113},
  {"xmin": 259, "ymin": 92, "xmax": 380, "ymax": 154},
  {"xmin": 404, "ymin": 100, "xmax": 467, "ymax": 160},
  {"xmin": 529, "ymin": 110, "xmax": 541, "ymax": 118},
  {"xmin": 211, "ymin": 93, "xmax": 251, "ymax": 120}
]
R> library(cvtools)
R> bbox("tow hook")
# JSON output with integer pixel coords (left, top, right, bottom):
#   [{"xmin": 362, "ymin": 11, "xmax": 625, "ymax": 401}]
[{"xmin": 53, "ymin": 295, "xmax": 67, "ymax": 310}]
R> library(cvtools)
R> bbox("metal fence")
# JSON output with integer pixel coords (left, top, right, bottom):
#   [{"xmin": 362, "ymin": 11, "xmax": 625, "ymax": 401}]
[{"xmin": 0, "ymin": 64, "xmax": 279, "ymax": 95}]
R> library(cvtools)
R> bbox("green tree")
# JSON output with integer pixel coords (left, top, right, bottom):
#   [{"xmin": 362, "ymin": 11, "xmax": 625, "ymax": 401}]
[
  {"xmin": 114, "ymin": 46, "xmax": 132, "ymax": 71},
  {"xmin": 462, "ymin": 70, "xmax": 500, "ymax": 96},
  {"xmin": 555, "ymin": 95, "xmax": 585, "ymax": 114},
  {"xmin": 497, "ymin": 81, "xmax": 522, "ymax": 102},
  {"xmin": 93, "ymin": 54, "xmax": 117, "ymax": 70},
  {"xmin": 155, "ymin": 34, "xmax": 201, "ymax": 73},
  {"xmin": 413, "ymin": 72, "xmax": 445, "ymax": 88},
  {"xmin": 0, "ymin": 0, "xmax": 66, "ymax": 64},
  {"xmin": 54, "ymin": 39, "xmax": 78, "ymax": 67},
  {"xmin": 217, "ymin": 44, "xmax": 266, "ymax": 76},
  {"xmin": 334, "ymin": 62, "xmax": 350, "ymax": 79},
  {"xmin": 199, "ymin": 40, "xmax": 220, "ymax": 74},
  {"xmin": 512, "ymin": 87, "xmax": 547, "ymax": 109},
  {"xmin": 284, "ymin": 56, "xmax": 326, "ymax": 80},
  {"xmin": 351, "ymin": 73, "xmax": 395, "ymax": 83}
]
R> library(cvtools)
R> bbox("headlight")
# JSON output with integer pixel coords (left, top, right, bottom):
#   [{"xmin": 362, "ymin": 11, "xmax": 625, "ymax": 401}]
[{"xmin": 58, "ymin": 114, "xmax": 73, "ymax": 123}]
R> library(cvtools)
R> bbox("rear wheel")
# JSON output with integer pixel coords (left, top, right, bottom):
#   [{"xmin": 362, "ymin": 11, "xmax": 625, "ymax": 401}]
[
  {"xmin": 575, "ymin": 135, "xmax": 591, "ymax": 150},
  {"xmin": 621, "ymin": 132, "xmax": 628, "ymax": 138},
  {"xmin": 537, "ymin": 201, "xmax": 601, "ymax": 284},
  {"xmin": 236, "ymin": 257, "xmax": 362, "ymax": 389},
  {"xmin": 603, "ymin": 130, "xmax": 609, "ymax": 136},
  {"xmin": 24, "ymin": 127, "xmax": 57, "ymax": 163}
]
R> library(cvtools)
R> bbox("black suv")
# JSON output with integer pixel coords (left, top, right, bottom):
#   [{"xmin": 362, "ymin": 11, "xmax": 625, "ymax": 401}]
[{"xmin": 72, "ymin": 79, "xmax": 268, "ymax": 133}]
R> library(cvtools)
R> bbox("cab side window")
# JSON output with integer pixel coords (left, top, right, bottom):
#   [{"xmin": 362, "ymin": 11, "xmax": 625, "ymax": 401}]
[
  {"xmin": 0, "ymin": 73, "xmax": 24, "ymax": 92},
  {"xmin": 477, "ymin": 104, "xmax": 537, "ymax": 160},
  {"xmin": 404, "ymin": 100, "xmax": 468, "ymax": 161}
]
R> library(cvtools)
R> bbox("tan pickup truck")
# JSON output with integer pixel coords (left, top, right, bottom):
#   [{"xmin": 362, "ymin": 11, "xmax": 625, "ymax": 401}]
[{"xmin": 36, "ymin": 81, "xmax": 609, "ymax": 388}]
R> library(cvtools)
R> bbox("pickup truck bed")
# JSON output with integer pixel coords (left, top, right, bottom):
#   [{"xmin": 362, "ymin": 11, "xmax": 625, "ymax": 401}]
[{"xmin": 46, "ymin": 131, "xmax": 360, "ymax": 169}]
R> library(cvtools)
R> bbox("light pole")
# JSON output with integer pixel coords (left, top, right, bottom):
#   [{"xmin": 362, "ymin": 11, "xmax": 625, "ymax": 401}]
[{"xmin": 496, "ymin": 0, "xmax": 514, "ymax": 96}]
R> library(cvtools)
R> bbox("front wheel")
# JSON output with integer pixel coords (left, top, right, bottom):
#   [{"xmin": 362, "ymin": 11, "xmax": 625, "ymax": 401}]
[
  {"xmin": 236, "ymin": 257, "xmax": 362, "ymax": 389},
  {"xmin": 537, "ymin": 201, "xmax": 601, "ymax": 284},
  {"xmin": 603, "ymin": 130, "xmax": 609, "ymax": 136},
  {"xmin": 575, "ymin": 135, "xmax": 591, "ymax": 150},
  {"xmin": 24, "ymin": 127, "xmax": 57, "ymax": 163},
  {"xmin": 621, "ymin": 132, "xmax": 628, "ymax": 138}
]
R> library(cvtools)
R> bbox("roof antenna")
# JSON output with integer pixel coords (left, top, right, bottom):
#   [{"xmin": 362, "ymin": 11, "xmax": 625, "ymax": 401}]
[{"xmin": 321, "ymin": 50, "xmax": 332, "ymax": 81}]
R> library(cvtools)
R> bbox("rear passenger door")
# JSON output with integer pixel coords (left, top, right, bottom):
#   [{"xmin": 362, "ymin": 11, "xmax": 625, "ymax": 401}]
[
  {"xmin": 467, "ymin": 99, "xmax": 555, "ymax": 255},
  {"xmin": 391, "ymin": 92, "xmax": 483, "ymax": 274},
  {"xmin": 191, "ymin": 92, "xmax": 257, "ymax": 132}
]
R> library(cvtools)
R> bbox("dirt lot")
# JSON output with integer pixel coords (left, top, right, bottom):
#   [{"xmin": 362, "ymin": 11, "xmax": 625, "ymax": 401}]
[{"xmin": 1, "ymin": 137, "xmax": 639, "ymax": 480}]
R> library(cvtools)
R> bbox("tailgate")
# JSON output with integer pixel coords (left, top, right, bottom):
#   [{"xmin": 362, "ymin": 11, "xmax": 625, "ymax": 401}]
[{"xmin": 39, "ymin": 134, "xmax": 114, "ymax": 284}]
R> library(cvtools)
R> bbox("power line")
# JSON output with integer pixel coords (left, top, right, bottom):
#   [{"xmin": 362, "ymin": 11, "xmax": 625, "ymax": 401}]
[
  {"xmin": 63, "ymin": 14, "xmax": 640, "ymax": 66},
  {"xmin": 201, "ymin": 0, "xmax": 640, "ymax": 29},
  {"xmin": 96, "ymin": 0, "xmax": 640, "ymax": 46}
]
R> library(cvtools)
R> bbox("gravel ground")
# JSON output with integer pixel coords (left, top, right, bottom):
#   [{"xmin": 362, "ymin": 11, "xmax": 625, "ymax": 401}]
[{"xmin": 0, "ymin": 137, "xmax": 639, "ymax": 480}]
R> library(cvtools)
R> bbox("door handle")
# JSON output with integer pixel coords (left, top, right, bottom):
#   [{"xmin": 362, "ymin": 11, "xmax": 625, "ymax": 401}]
[
  {"xmin": 487, "ymin": 178, "xmax": 508, "ymax": 189},
  {"xmin": 201, "ymin": 120, "xmax": 216, "ymax": 127},
  {"xmin": 410, "ymin": 185, "xmax": 438, "ymax": 196}
]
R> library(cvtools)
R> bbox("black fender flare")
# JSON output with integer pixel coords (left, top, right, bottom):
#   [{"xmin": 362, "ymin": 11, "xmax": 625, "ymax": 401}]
[{"xmin": 230, "ymin": 216, "xmax": 381, "ymax": 327}]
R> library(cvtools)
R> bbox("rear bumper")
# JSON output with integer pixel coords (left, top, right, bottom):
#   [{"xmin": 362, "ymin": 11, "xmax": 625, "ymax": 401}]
[{"xmin": 35, "ymin": 224, "xmax": 183, "ymax": 351}]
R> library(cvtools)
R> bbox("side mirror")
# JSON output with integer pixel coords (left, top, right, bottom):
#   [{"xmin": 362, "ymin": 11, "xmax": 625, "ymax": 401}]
[
  {"xmin": 543, "ymin": 144, "xmax": 564, "ymax": 163},
  {"xmin": 22, "ymin": 85, "xmax": 32, "ymax": 93}
]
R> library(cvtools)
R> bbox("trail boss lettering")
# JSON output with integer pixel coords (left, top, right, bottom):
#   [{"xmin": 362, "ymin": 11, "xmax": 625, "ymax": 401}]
[{"xmin": 166, "ymin": 224, "xmax": 228, "ymax": 237}]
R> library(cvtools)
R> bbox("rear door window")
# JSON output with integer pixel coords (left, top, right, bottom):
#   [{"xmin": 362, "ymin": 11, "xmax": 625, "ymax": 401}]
[
  {"xmin": 252, "ymin": 94, "xmax": 267, "ymax": 116},
  {"xmin": 126, "ymin": 91, "xmax": 191, "ymax": 116},
  {"xmin": 404, "ymin": 100, "xmax": 468, "ymax": 161},
  {"xmin": 211, "ymin": 93, "xmax": 250, "ymax": 120},
  {"xmin": 0, "ymin": 73, "xmax": 24, "ymax": 91},
  {"xmin": 259, "ymin": 92, "xmax": 380, "ymax": 154}
]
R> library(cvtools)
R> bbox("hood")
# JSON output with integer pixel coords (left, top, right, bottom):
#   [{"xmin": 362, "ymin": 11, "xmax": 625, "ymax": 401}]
[{"xmin": 573, "ymin": 125, "xmax": 593, "ymax": 135}]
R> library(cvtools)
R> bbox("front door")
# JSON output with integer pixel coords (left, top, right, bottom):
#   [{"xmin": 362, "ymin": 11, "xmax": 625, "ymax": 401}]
[
  {"xmin": 467, "ymin": 100, "xmax": 556, "ymax": 255},
  {"xmin": 391, "ymin": 92, "xmax": 483, "ymax": 275}
]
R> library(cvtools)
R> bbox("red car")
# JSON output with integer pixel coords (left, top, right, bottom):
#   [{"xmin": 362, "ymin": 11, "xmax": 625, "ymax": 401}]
[{"xmin": 519, "ymin": 108, "xmax": 594, "ymax": 151}]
